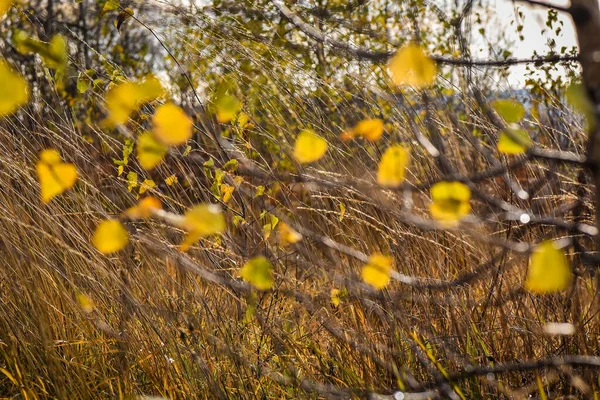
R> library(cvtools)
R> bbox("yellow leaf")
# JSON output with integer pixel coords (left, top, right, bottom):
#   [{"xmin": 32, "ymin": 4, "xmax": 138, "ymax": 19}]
[
  {"xmin": 13, "ymin": 32, "xmax": 68, "ymax": 74},
  {"xmin": 137, "ymin": 132, "xmax": 167, "ymax": 170},
  {"xmin": 293, "ymin": 129, "xmax": 327, "ymax": 164},
  {"xmin": 124, "ymin": 196, "xmax": 161, "ymax": 219},
  {"xmin": 277, "ymin": 223, "xmax": 302, "ymax": 246},
  {"xmin": 388, "ymin": 44, "xmax": 437, "ymax": 89},
  {"xmin": 92, "ymin": 219, "xmax": 129, "ymax": 254},
  {"xmin": 362, "ymin": 253, "xmax": 392, "ymax": 289},
  {"xmin": 0, "ymin": 0, "xmax": 13, "ymax": 17},
  {"xmin": 240, "ymin": 256, "xmax": 273, "ymax": 290},
  {"xmin": 338, "ymin": 202, "xmax": 346, "ymax": 221},
  {"xmin": 47, "ymin": 34, "xmax": 68, "ymax": 73},
  {"xmin": 105, "ymin": 75, "xmax": 165, "ymax": 125},
  {"xmin": 76, "ymin": 293, "xmax": 95, "ymax": 314},
  {"xmin": 214, "ymin": 93, "xmax": 242, "ymax": 123},
  {"xmin": 497, "ymin": 128, "xmax": 533, "ymax": 155},
  {"xmin": 353, "ymin": 119, "xmax": 385, "ymax": 141},
  {"xmin": 220, "ymin": 184, "xmax": 235, "ymax": 203},
  {"xmin": 0, "ymin": 59, "xmax": 29, "ymax": 117},
  {"xmin": 330, "ymin": 288, "xmax": 342, "ymax": 307},
  {"xmin": 152, "ymin": 103, "xmax": 193, "ymax": 146},
  {"xmin": 36, "ymin": 149, "xmax": 78, "ymax": 203},
  {"xmin": 165, "ymin": 174, "xmax": 178, "ymax": 186},
  {"xmin": 100, "ymin": 0, "xmax": 120, "ymax": 17},
  {"xmin": 377, "ymin": 145, "xmax": 409, "ymax": 187},
  {"xmin": 126, "ymin": 171, "xmax": 138, "ymax": 192},
  {"xmin": 525, "ymin": 240, "xmax": 571, "ymax": 294},
  {"xmin": 429, "ymin": 181, "xmax": 471, "ymax": 225},
  {"xmin": 139, "ymin": 179, "xmax": 156, "ymax": 194},
  {"xmin": 179, "ymin": 204, "xmax": 226, "ymax": 251}
]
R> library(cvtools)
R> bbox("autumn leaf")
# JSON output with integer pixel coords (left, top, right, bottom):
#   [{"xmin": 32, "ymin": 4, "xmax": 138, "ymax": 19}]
[
  {"xmin": 0, "ymin": 0, "xmax": 13, "ymax": 17},
  {"xmin": 214, "ymin": 93, "xmax": 242, "ymax": 123},
  {"xmin": 137, "ymin": 132, "xmax": 167, "ymax": 170},
  {"xmin": 377, "ymin": 145, "xmax": 409, "ymax": 187},
  {"xmin": 36, "ymin": 149, "xmax": 78, "ymax": 203},
  {"xmin": 492, "ymin": 99, "xmax": 526, "ymax": 123},
  {"xmin": 165, "ymin": 174, "xmax": 178, "ymax": 186},
  {"xmin": 240, "ymin": 256, "xmax": 274, "ymax": 290},
  {"xmin": 105, "ymin": 75, "xmax": 165, "ymax": 125},
  {"xmin": 139, "ymin": 179, "xmax": 156, "ymax": 194},
  {"xmin": 123, "ymin": 196, "xmax": 161, "ymax": 219},
  {"xmin": 152, "ymin": 103, "xmax": 193, "ymax": 146},
  {"xmin": 220, "ymin": 184, "xmax": 235, "ymax": 203},
  {"xmin": 525, "ymin": 240, "xmax": 571, "ymax": 294},
  {"xmin": 13, "ymin": 32, "xmax": 68, "ymax": 74},
  {"xmin": 179, "ymin": 204, "xmax": 226, "ymax": 251},
  {"xmin": 566, "ymin": 83, "xmax": 595, "ymax": 128},
  {"xmin": 0, "ymin": 59, "xmax": 29, "ymax": 117},
  {"xmin": 277, "ymin": 223, "xmax": 302, "ymax": 246},
  {"xmin": 353, "ymin": 119, "xmax": 385, "ymax": 141},
  {"xmin": 362, "ymin": 253, "xmax": 392, "ymax": 289},
  {"xmin": 92, "ymin": 219, "xmax": 129, "ymax": 254},
  {"xmin": 429, "ymin": 181, "xmax": 471, "ymax": 225},
  {"xmin": 99, "ymin": 0, "xmax": 120, "ymax": 17},
  {"xmin": 293, "ymin": 129, "xmax": 327, "ymax": 164},
  {"xmin": 497, "ymin": 127, "xmax": 533, "ymax": 155},
  {"xmin": 76, "ymin": 293, "xmax": 95, "ymax": 314},
  {"xmin": 388, "ymin": 44, "xmax": 437, "ymax": 89}
]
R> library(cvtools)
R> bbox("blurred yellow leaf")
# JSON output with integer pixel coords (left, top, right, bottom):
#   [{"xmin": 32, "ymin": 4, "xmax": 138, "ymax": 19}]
[
  {"xmin": 100, "ymin": 0, "xmax": 120, "ymax": 17},
  {"xmin": 13, "ymin": 32, "xmax": 68, "ymax": 74},
  {"xmin": 92, "ymin": 219, "xmax": 128, "ymax": 254},
  {"xmin": 497, "ymin": 127, "xmax": 532, "ymax": 155},
  {"xmin": 137, "ymin": 132, "xmax": 167, "ymax": 170},
  {"xmin": 139, "ymin": 179, "xmax": 156, "ymax": 194},
  {"xmin": 362, "ymin": 253, "xmax": 392, "ymax": 289},
  {"xmin": 525, "ymin": 240, "xmax": 571, "ymax": 294},
  {"xmin": 214, "ymin": 93, "xmax": 242, "ymax": 123},
  {"xmin": 353, "ymin": 119, "xmax": 385, "ymax": 141},
  {"xmin": 0, "ymin": 59, "xmax": 29, "ymax": 117},
  {"xmin": 566, "ymin": 83, "xmax": 595, "ymax": 129},
  {"xmin": 293, "ymin": 129, "xmax": 327, "ymax": 164},
  {"xmin": 240, "ymin": 256, "xmax": 273, "ymax": 290},
  {"xmin": 76, "ymin": 293, "xmax": 95, "ymax": 314},
  {"xmin": 36, "ymin": 149, "xmax": 78, "ymax": 203},
  {"xmin": 180, "ymin": 204, "xmax": 226, "ymax": 251},
  {"xmin": 124, "ymin": 196, "xmax": 161, "ymax": 219},
  {"xmin": 388, "ymin": 44, "xmax": 437, "ymax": 88},
  {"xmin": 105, "ymin": 75, "xmax": 164, "ymax": 125},
  {"xmin": 429, "ymin": 181, "xmax": 471, "ymax": 225},
  {"xmin": 377, "ymin": 145, "xmax": 409, "ymax": 187},
  {"xmin": 277, "ymin": 223, "xmax": 302, "ymax": 246},
  {"xmin": 0, "ymin": 0, "xmax": 13, "ymax": 17},
  {"xmin": 152, "ymin": 103, "xmax": 193, "ymax": 146},
  {"xmin": 491, "ymin": 99, "xmax": 526, "ymax": 123}
]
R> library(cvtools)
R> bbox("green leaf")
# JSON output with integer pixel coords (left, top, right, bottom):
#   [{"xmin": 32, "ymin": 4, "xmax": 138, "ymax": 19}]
[
  {"xmin": 492, "ymin": 99, "xmax": 526, "ymax": 123},
  {"xmin": 240, "ymin": 256, "xmax": 274, "ymax": 290}
]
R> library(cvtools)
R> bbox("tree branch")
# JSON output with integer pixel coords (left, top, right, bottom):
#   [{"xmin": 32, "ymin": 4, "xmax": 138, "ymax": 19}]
[{"xmin": 271, "ymin": 0, "xmax": 579, "ymax": 66}]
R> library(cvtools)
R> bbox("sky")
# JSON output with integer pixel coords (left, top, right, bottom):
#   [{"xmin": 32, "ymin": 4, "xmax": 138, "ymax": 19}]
[{"xmin": 489, "ymin": 0, "xmax": 578, "ymax": 85}]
